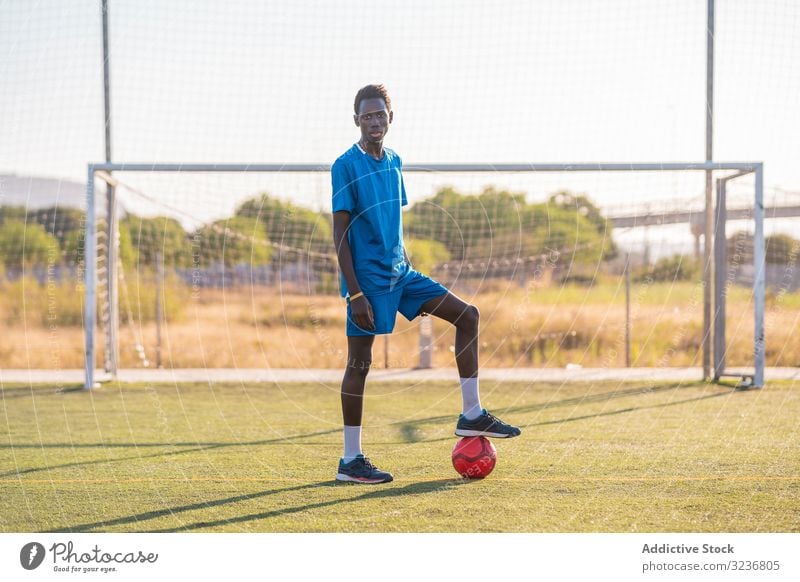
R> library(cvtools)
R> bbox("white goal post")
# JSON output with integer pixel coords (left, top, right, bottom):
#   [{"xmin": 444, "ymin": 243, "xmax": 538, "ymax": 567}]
[{"xmin": 83, "ymin": 161, "xmax": 765, "ymax": 389}]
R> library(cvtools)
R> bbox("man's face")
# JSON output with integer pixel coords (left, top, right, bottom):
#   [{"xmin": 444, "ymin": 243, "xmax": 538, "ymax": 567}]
[{"xmin": 354, "ymin": 97, "xmax": 392, "ymax": 145}]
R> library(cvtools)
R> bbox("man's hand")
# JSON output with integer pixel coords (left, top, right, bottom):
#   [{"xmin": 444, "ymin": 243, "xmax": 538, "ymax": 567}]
[{"xmin": 350, "ymin": 295, "xmax": 375, "ymax": 331}]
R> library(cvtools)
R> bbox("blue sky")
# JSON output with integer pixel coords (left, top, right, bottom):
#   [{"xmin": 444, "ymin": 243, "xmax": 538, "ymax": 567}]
[{"xmin": 1, "ymin": 0, "xmax": 798, "ymax": 252}]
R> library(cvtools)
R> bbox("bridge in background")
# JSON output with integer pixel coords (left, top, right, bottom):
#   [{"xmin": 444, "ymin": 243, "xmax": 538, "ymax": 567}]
[
  {"xmin": 607, "ymin": 204, "xmax": 800, "ymax": 228},
  {"xmin": 607, "ymin": 201, "xmax": 800, "ymax": 259}
]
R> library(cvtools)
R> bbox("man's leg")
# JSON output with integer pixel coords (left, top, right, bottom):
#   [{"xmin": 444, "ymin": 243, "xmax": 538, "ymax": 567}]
[
  {"xmin": 419, "ymin": 292, "xmax": 479, "ymax": 378},
  {"xmin": 336, "ymin": 334, "xmax": 393, "ymax": 483},
  {"xmin": 420, "ymin": 291, "xmax": 521, "ymax": 438},
  {"xmin": 341, "ymin": 335, "xmax": 375, "ymax": 427}
]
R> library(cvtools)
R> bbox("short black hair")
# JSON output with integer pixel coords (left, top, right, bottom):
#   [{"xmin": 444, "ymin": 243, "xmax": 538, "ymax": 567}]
[{"xmin": 354, "ymin": 84, "xmax": 391, "ymax": 115}]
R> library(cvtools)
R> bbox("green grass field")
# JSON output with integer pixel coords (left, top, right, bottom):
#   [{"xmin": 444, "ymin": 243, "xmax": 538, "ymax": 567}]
[{"xmin": 1, "ymin": 379, "xmax": 798, "ymax": 532}]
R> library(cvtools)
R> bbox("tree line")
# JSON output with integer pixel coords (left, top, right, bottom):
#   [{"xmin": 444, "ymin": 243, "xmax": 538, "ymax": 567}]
[{"xmin": 2, "ymin": 189, "xmax": 797, "ymax": 276}]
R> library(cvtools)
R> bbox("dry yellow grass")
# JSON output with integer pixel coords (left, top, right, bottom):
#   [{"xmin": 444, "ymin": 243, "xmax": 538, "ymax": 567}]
[{"xmin": 2, "ymin": 281, "xmax": 799, "ymax": 370}]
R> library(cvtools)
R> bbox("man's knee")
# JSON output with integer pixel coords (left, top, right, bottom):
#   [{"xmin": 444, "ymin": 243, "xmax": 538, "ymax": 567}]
[
  {"xmin": 345, "ymin": 336, "xmax": 374, "ymax": 377},
  {"xmin": 460, "ymin": 304, "xmax": 480, "ymax": 331},
  {"xmin": 346, "ymin": 355, "xmax": 373, "ymax": 377}
]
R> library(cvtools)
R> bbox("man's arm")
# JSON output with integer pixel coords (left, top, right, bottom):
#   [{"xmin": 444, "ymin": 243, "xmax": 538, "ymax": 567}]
[{"xmin": 333, "ymin": 211, "xmax": 374, "ymax": 330}]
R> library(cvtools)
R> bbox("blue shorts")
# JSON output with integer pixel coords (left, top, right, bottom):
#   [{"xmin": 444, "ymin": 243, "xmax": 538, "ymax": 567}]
[{"xmin": 346, "ymin": 270, "xmax": 448, "ymax": 336}]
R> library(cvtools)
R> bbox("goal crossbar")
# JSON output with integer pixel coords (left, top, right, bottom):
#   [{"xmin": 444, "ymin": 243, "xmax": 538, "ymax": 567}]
[
  {"xmin": 88, "ymin": 162, "xmax": 762, "ymax": 173},
  {"xmin": 84, "ymin": 161, "xmax": 765, "ymax": 389}
]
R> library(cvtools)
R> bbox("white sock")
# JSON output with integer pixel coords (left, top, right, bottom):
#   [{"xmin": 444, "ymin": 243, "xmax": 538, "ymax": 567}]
[
  {"xmin": 460, "ymin": 377, "xmax": 483, "ymax": 419},
  {"xmin": 342, "ymin": 425, "xmax": 363, "ymax": 462}
]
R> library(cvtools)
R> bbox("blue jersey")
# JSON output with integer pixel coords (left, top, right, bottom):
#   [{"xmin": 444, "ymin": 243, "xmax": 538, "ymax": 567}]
[{"xmin": 331, "ymin": 143, "xmax": 412, "ymax": 297}]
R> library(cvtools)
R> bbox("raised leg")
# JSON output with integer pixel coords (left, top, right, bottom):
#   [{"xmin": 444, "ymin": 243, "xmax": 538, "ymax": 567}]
[{"xmin": 419, "ymin": 292, "xmax": 480, "ymax": 378}]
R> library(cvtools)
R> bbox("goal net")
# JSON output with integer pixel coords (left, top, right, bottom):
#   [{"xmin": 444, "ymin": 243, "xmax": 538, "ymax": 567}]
[{"xmin": 83, "ymin": 162, "xmax": 766, "ymax": 389}]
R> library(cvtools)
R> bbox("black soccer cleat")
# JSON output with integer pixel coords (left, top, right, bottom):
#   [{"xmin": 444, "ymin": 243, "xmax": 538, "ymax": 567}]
[
  {"xmin": 336, "ymin": 454, "xmax": 394, "ymax": 484},
  {"xmin": 455, "ymin": 409, "xmax": 521, "ymax": 438}
]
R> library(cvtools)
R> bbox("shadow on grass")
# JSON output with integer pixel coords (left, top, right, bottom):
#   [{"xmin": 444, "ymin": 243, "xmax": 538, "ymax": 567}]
[
  {"xmin": 57, "ymin": 386, "xmax": 92, "ymax": 394},
  {"xmin": 0, "ymin": 427, "xmax": 342, "ymax": 478},
  {"xmin": 0, "ymin": 385, "xmax": 85, "ymax": 400},
  {"xmin": 148, "ymin": 478, "xmax": 467, "ymax": 533},
  {"xmin": 3, "ymin": 382, "xmax": 732, "ymax": 478},
  {"xmin": 0, "ymin": 385, "xmax": 89, "ymax": 399},
  {"xmin": 399, "ymin": 424, "xmax": 423, "ymax": 443},
  {"xmin": 47, "ymin": 480, "xmax": 338, "ymax": 533},
  {"xmin": 392, "ymin": 382, "xmax": 727, "ymax": 435},
  {"xmin": 527, "ymin": 390, "xmax": 730, "ymax": 426},
  {"xmin": 47, "ymin": 478, "xmax": 466, "ymax": 533}
]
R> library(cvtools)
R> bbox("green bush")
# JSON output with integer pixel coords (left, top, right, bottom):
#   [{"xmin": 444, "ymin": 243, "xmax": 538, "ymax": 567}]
[
  {"xmin": 236, "ymin": 193, "xmax": 333, "ymax": 256},
  {"xmin": 636, "ymin": 254, "xmax": 699, "ymax": 283},
  {"xmin": 405, "ymin": 186, "xmax": 615, "ymax": 268},
  {"xmin": 0, "ymin": 219, "xmax": 61, "ymax": 269},
  {"xmin": 193, "ymin": 216, "xmax": 273, "ymax": 267},
  {"xmin": 405, "ymin": 238, "xmax": 451, "ymax": 275}
]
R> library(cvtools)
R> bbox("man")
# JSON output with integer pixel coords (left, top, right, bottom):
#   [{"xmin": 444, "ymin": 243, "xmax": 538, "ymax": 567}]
[{"xmin": 332, "ymin": 84, "xmax": 520, "ymax": 484}]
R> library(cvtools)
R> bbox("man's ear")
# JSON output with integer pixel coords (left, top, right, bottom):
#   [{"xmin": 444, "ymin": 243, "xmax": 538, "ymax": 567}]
[
  {"xmin": 353, "ymin": 114, "xmax": 360, "ymax": 127},
  {"xmin": 389, "ymin": 110, "xmax": 394, "ymax": 124}
]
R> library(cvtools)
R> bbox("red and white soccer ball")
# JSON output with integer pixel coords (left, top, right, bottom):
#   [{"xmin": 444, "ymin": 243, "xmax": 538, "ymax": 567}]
[{"xmin": 451, "ymin": 436, "xmax": 497, "ymax": 479}]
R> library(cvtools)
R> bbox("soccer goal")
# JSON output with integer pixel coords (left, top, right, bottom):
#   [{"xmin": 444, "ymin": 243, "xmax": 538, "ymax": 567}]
[{"xmin": 83, "ymin": 162, "xmax": 765, "ymax": 389}]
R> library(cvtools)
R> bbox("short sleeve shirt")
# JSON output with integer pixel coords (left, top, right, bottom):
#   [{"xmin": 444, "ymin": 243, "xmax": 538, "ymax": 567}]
[{"xmin": 331, "ymin": 144, "xmax": 412, "ymax": 296}]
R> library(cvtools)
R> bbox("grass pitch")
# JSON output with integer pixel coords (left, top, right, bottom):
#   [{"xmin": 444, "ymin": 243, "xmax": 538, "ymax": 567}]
[{"xmin": 1, "ymin": 378, "xmax": 798, "ymax": 532}]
